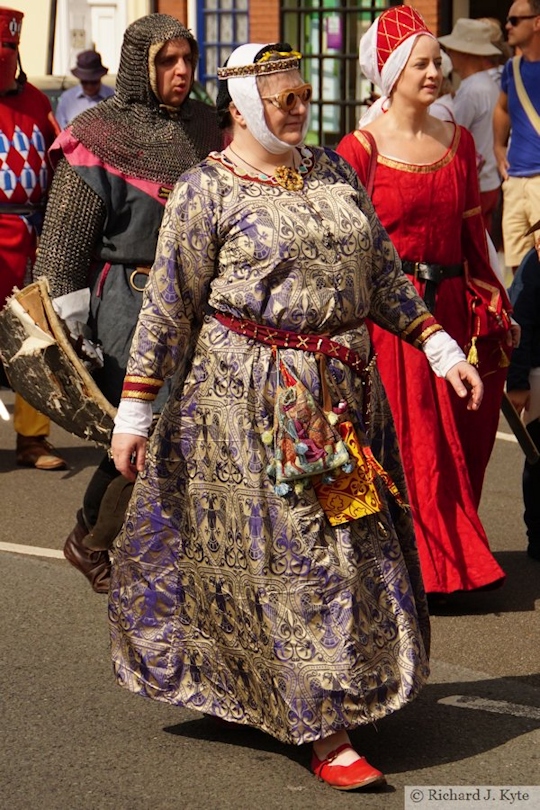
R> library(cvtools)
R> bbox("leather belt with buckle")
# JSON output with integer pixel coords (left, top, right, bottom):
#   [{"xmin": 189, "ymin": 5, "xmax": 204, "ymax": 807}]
[
  {"xmin": 401, "ymin": 261, "xmax": 463, "ymax": 312},
  {"xmin": 129, "ymin": 266, "xmax": 151, "ymax": 292}
]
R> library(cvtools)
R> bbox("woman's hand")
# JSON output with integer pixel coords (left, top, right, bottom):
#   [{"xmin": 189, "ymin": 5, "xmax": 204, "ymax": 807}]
[
  {"xmin": 445, "ymin": 361, "xmax": 484, "ymax": 411},
  {"xmin": 111, "ymin": 433, "xmax": 147, "ymax": 481},
  {"xmin": 508, "ymin": 322, "xmax": 521, "ymax": 348},
  {"xmin": 494, "ymin": 144, "xmax": 509, "ymax": 182}
]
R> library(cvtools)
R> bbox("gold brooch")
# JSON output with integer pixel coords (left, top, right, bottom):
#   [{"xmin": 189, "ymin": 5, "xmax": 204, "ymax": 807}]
[{"xmin": 274, "ymin": 166, "xmax": 304, "ymax": 191}]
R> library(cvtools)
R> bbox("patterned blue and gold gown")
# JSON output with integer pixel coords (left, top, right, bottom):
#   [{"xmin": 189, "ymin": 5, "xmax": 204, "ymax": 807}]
[{"xmin": 109, "ymin": 146, "xmax": 436, "ymax": 745}]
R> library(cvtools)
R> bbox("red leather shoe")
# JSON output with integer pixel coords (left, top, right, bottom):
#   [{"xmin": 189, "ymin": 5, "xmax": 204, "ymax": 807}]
[{"xmin": 311, "ymin": 744, "xmax": 385, "ymax": 791}]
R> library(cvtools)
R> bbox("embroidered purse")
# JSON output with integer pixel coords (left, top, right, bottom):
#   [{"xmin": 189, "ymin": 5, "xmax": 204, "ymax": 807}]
[
  {"xmin": 313, "ymin": 420, "xmax": 383, "ymax": 525},
  {"xmin": 465, "ymin": 276, "xmax": 512, "ymax": 367},
  {"xmin": 265, "ymin": 353, "xmax": 351, "ymax": 495}
]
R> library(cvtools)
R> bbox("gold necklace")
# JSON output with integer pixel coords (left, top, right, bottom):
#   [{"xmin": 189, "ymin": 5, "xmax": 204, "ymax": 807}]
[{"xmin": 227, "ymin": 145, "xmax": 304, "ymax": 191}]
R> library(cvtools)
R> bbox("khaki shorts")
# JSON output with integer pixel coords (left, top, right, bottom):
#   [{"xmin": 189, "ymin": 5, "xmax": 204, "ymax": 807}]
[{"xmin": 502, "ymin": 175, "xmax": 540, "ymax": 267}]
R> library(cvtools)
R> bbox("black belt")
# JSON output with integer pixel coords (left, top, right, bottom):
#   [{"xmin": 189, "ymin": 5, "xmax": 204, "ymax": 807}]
[
  {"xmin": 401, "ymin": 261, "xmax": 463, "ymax": 313},
  {"xmin": 0, "ymin": 203, "xmax": 44, "ymax": 215}
]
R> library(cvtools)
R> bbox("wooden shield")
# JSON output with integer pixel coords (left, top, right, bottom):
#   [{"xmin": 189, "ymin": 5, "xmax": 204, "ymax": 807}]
[{"xmin": 0, "ymin": 278, "xmax": 116, "ymax": 447}]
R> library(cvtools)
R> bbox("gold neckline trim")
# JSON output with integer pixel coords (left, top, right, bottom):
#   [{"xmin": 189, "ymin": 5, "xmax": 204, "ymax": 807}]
[{"xmin": 354, "ymin": 125, "xmax": 461, "ymax": 174}]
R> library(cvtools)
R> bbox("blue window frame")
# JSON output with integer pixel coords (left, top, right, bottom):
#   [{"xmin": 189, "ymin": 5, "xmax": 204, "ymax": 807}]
[{"xmin": 198, "ymin": 0, "xmax": 249, "ymax": 101}]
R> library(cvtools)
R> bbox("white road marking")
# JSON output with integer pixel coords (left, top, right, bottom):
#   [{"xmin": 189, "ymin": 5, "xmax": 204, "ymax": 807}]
[
  {"xmin": 0, "ymin": 396, "xmax": 9, "ymax": 421},
  {"xmin": 496, "ymin": 430, "xmax": 517, "ymax": 443},
  {"xmin": 0, "ymin": 541, "xmax": 64, "ymax": 559},
  {"xmin": 439, "ymin": 695, "xmax": 540, "ymax": 720}
]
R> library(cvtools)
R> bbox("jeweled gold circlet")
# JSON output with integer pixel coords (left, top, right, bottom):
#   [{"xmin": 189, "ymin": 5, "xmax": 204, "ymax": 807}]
[{"xmin": 217, "ymin": 56, "xmax": 301, "ymax": 80}]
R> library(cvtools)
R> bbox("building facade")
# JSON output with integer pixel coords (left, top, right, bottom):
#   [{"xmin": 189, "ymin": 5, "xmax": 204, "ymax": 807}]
[
  {"xmin": 11, "ymin": 0, "xmax": 149, "ymax": 76},
  {"xmin": 12, "ymin": 0, "xmax": 509, "ymax": 145},
  {"xmin": 158, "ymin": 0, "xmax": 509, "ymax": 146}
]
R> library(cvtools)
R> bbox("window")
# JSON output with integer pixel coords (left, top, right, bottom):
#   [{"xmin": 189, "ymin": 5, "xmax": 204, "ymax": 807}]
[
  {"xmin": 281, "ymin": 0, "xmax": 388, "ymax": 147},
  {"xmin": 198, "ymin": 0, "xmax": 249, "ymax": 100}
]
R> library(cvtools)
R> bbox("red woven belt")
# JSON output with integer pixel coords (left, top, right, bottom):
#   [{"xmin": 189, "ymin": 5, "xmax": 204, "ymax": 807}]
[{"xmin": 213, "ymin": 312, "xmax": 373, "ymax": 375}]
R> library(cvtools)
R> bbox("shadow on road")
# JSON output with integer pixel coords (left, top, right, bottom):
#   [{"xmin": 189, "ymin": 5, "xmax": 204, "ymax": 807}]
[
  {"xmin": 366, "ymin": 675, "xmax": 540, "ymax": 774},
  {"xmin": 427, "ymin": 551, "xmax": 540, "ymax": 615},
  {"xmin": 164, "ymin": 673, "xmax": 539, "ymax": 777},
  {"xmin": 0, "ymin": 442, "xmax": 102, "ymax": 475},
  {"xmin": 163, "ymin": 715, "xmax": 397, "ymax": 794}
]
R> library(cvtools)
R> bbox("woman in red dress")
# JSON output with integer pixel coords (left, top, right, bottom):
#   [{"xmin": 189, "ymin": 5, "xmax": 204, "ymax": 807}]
[{"xmin": 337, "ymin": 6, "xmax": 519, "ymax": 595}]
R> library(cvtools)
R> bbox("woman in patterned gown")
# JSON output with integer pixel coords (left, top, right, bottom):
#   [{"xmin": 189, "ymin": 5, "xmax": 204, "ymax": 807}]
[
  {"xmin": 337, "ymin": 6, "xmax": 518, "ymax": 596},
  {"xmin": 109, "ymin": 42, "xmax": 482, "ymax": 790}
]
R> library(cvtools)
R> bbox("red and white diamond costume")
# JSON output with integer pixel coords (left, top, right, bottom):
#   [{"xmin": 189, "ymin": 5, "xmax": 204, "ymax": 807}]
[{"xmin": 0, "ymin": 81, "xmax": 58, "ymax": 307}]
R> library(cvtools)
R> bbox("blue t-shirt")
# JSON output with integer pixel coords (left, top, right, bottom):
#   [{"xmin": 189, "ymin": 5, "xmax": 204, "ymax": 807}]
[{"xmin": 502, "ymin": 57, "xmax": 540, "ymax": 176}]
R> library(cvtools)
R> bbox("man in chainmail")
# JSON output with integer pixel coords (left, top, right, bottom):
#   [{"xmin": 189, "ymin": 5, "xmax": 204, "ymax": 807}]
[{"xmin": 34, "ymin": 13, "xmax": 222, "ymax": 593}]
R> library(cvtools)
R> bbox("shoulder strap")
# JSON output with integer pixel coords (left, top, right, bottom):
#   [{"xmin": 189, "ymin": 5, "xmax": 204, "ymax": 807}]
[
  {"xmin": 358, "ymin": 130, "xmax": 378, "ymax": 197},
  {"xmin": 512, "ymin": 55, "xmax": 540, "ymax": 136}
]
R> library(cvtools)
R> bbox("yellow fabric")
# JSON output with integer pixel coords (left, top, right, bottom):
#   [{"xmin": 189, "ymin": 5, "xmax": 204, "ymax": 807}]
[
  {"xmin": 314, "ymin": 421, "xmax": 383, "ymax": 525},
  {"xmin": 13, "ymin": 393, "xmax": 49, "ymax": 436}
]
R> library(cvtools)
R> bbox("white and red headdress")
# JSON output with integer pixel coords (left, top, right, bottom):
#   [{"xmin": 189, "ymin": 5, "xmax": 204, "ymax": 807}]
[
  {"xmin": 359, "ymin": 6, "xmax": 436, "ymax": 124},
  {"xmin": 217, "ymin": 42, "xmax": 309, "ymax": 154}
]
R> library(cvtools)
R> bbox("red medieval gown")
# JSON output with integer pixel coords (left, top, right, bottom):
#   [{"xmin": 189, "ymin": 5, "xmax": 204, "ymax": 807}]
[{"xmin": 337, "ymin": 124, "xmax": 509, "ymax": 594}]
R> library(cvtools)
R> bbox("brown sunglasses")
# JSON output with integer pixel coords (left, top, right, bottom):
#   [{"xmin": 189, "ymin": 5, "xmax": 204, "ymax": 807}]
[{"xmin": 260, "ymin": 83, "xmax": 313, "ymax": 111}]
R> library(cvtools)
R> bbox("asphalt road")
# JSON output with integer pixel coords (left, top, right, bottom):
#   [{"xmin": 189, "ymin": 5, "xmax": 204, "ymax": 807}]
[{"xmin": 0, "ymin": 388, "xmax": 539, "ymax": 810}]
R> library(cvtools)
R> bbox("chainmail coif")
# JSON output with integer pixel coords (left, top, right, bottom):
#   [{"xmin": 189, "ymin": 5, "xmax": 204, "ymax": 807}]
[
  {"xmin": 70, "ymin": 13, "xmax": 220, "ymax": 185},
  {"xmin": 34, "ymin": 14, "xmax": 222, "ymax": 296}
]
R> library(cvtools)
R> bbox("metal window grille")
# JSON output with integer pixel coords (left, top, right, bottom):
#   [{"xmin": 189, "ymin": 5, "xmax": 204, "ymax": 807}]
[
  {"xmin": 281, "ymin": 0, "xmax": 390, "ymax": 147},
  {"xmin": 198, "ymin": 0, "xmax": 249, "ymax": 101}
]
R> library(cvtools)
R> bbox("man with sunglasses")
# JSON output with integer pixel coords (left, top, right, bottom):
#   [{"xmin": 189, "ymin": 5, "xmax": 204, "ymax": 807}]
[
  {"xmin": 494, "ymin": 0, "xmax": 540, "ymax": 273},
  {"xmin": 55, "ymin": 50, "xmax": 114, "ymax": 130},
  {"xmin": 438, "ymin": 19, "xmax": 503, "ymax": 240}
]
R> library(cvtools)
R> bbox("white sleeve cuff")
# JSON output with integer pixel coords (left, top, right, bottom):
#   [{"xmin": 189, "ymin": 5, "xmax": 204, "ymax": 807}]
[
  {"xmin": 52, "ymin": 288, "xmax": 91, "ymax": 324},
  {"xmin": 113, "ymin": 399, "xmax": 153, "ymax": 437},
  {"xmin": 423, "ymin": 330, "xmax": 466, "ymax": 377}
]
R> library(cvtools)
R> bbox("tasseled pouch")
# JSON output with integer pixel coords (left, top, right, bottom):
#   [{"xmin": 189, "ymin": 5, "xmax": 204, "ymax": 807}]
[
  {"xmin": 465, "ymin": 276, "xmax": 512, "ymax": 369},
  {"xmin": 313, "ymin": 420, "xmax": 384, "ymax": 525},
  {"xmin": 313, "ymin": 354, "xmax": 407, "ymax": 526}
]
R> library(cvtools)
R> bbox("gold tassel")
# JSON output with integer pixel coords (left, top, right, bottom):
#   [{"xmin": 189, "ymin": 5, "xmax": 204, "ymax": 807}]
[
  {"xmin": 499, "ymin": 346, "xmax": 510, "ymax": 368},
  {"xmin": 467, "ymin": 336, "xmax": 479, "ymax": 366}
]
